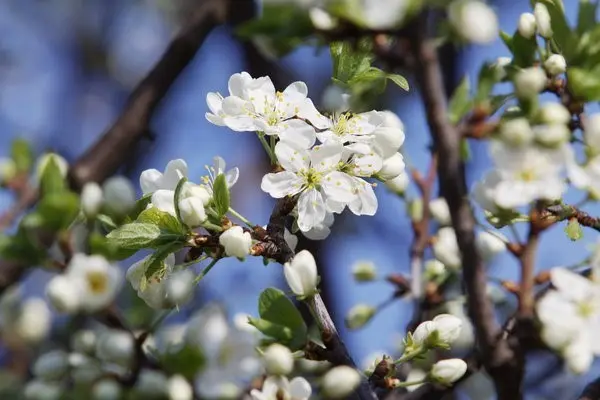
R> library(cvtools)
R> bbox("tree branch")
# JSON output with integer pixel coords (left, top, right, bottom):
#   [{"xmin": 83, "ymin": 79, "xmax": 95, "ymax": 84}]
[
  {"xmin": 579, "ymin": 376, "xmax": 600, "ymax": 400},
  {"xmin": 407, "ymin": 12, "xmax": 522, "ymax": 400}
]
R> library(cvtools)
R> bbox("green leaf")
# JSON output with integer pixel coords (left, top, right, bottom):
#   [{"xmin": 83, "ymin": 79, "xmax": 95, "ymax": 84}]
[
  {"xmin": 10, "ymin": 139, "xmax": 33, "ymax": 173},
  {"xmin": 0, "ymin": 233, "xmax": 44, "ymax": 264},
  {"xmin": 142, "ymin": 242, "xmax": 183, "ymax": 286},
  {"xmin": 36, "ymin": 192, "xmax": 80, "ymax": 231},
  {"xmin": 330, "ymin": 40, "xmax": 373, "ymax": 84},
  {"xmin": 88, "ymin": 232, "xmax": 137, "ymax": 261},
  {"xmin": 248, "ymin": 317, "xmax": 293, "ymax": 342},
  {"xmin": 537, "ymin": 0, "xmax": 575, "ymax": 59},
  {"xmin": 448, "ymin": 76, "xmax": 472, "ymax": 124},
  {"xmin": 511, "ymin": 31, "xmax": 537, "ymax": 67},
  {"xmin": 475, "ymin": 63, "xmax": 500, "ymax": 104},
  {"xmin": 127, "ymin": 194, "xmax": 153, "ymax": 222},
  {"xmin": 460, "ymin": 138, "xmax": 471, "ymax": 162},
  {"xmin": 258, "ymin": 288, "xmax": 307, "ymax": 349},
  {"xmin": 499, "ymin": 30, "xmax": 513, "ymax": 52},
  {"xmin": 97, "ymin": 214, "xmax": 118, "ymax": 231},
  {"xmin": 386, "ymin": 73, "xmax": 410, "ymax": 91},
  {"xmin": 212, "ymin": 174, "xmax": 230, "ymax": 218},
  {"xmin": 174, "ymin": 177, "xmax": 188, "ymax": 225},
  {"xmin": 137, "ymin": 207, "xmax": 186, "ymax": 235},
  {"xmin": 161, "ymin": 344, "xmax": 206, "ymax": 380},
  {"xmin": 40, "ymin": 156, "xmax": 66, "ymax": 196},
  {"xmin": 106, "ymin": 223, "xmax": 162, "ymax": 250},
  {"xmin": 565, "ymin": 218, "xmax": 583, "ymax": 241},
  {"xmin": 567, "ymin": 67, "xmax": 600, "ymax": 101},
  {"xmin": 577, "ymin": 0, "xmax": 598, "ymax": 35}
]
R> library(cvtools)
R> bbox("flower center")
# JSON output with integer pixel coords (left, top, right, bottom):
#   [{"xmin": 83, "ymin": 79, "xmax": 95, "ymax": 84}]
[
  {"xmin": 299, "ymin": 168, "xmax": 322, "ymax": 189},
  {"xmin": 578, "ymin": 300, "xmax": 596, "ymax": 318},
  {"xmin": 517, "ymin": 169, "xmax": 537, "ymax": 182},
  {"xmin": 86, "ymin": 271, "xmax": 108, "ymax": 294}
]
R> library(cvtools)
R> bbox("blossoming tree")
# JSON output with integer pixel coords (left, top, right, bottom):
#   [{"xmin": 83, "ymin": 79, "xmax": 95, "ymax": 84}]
[{"xmin": 1, "ymin": 0, "xmax": 600, "ymax": 399}]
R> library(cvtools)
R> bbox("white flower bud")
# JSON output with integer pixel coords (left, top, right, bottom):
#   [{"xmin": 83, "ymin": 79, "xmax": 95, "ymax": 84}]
[
  {"xmin": 432, "ymin": 314, "xmax": 463, "ymax": 344},
  {"xmin": 352, "ymin": 260, "xmax": 377, "ymax": 282},
  {"xmin": 534, "ymin": 3, "xmax": 553, "ymax": 38},
  {"xmin": 321, "ymin": 85, "xmax": 350, "ymax": 112},
  {"xmin": 16, "ymin": 298, "xmax": 51, "ymax": 343},
  {"xmin": 263, "ymin": 343, "xmax": 294, "ymax": 376},
  {"xmin": 411, "ymin": 320, "xmax": 436, "ymax": 347},
  {"xmin": 92, "ymin": 379, "xmax": 122, "ymax": 400},
  {"xmin": 372, "ymin": 111, "xmax": 405, "ymax": 159},
  {"xmin": 499, "ymin": 118, "xmax": 534, "ymax": 147},
  {"xmin": 450, "ymin": 1, "xmax": 498, "ymax": 44},
  {"xmin": 345, "ymin": 304, "xmax": 376, "ymax": 329},
  {"xmin": 385, "ymin": 172, "xmax": 409, "ymax": 194},
  {"xmin": 182, "ymin": 183, "xmax": 211, "ymax": 206},
  {"xmin": 563, "ymin": 339, "xmax": 593, "ymax": 375},
  {"xmin": 475, "ymin": 231, "xmax": 506, "ymax": 261},
  {"xmin": 69, "ymin": 353, "xmax": 102, "ymax": 384},
  {"xmin": 534, "ymin": 124, "xmax": 570, "ymax": 147},
  {"xmin": 433, "ymin": 227, "xmax": 461, "ymax": 270},
  {"xmin": 408, "ymin": 198, "xmax": 424, "ymax": 222},
  {"xmin": 309, "ymin": 7, "xmax": 337, "ymax": 30},
  {"xmin": 134, "ymin": 369, "xmax": 168, "ymax": 398},
  {"xmin": 167, "ymin": 375, "xmax": 193, "ymax": 400},
  {"xmin": 24, "ymin": 380, "xmax": 63, "ymax": 400},
  {"xmin": 178, "ymin": 196, "xmax": 207, "ymax": 227},
  {"xmin": 33, "ymin": 350, "xmax": 69, "ymax": 381},
  {"xmin": 492, "ymin": 57, "xmax": 512, "ymax": 81},
  {"xmin": 517, "ymin": 12, "xmax": 537, "ymax": 38},
  {"xmin": 71, "ymin": 330, "xmax": 97, "ymax": 355},
  {"xmin": 429, "ymin": 198, "xmax": 451, "ymax": 226},
  {"xmin": 538, "ymin": 102, "xmax": 571, "ymax": 125},
  {"xmin": 544, "ymin": 54, "xmax": 566, "ymax": 76},
  {"xmin": 321, "ymin": 366, "xmax": 361, "ymax": 399},
  {"xmin": 165, "ymin": 269, "xmax": 195, "ymax": 307},
  {"xmin": 430, "ymin": 359, "xmax": 468, "ymax": 384},
  {"xmin": 219, "ymin": 226, "xmax": 252, "ymax": 259},
  {"xmin": 0, "ymin": 158, "xmax": 17, "ymax": 183},
  {"xmin": 102, "ymin": 176, "xmax": 136, "ymax": 216},
  {"xmin": 378, "ymin": 153, "xmax": 405, "ymax": 180},
  {"xmin": 96, "ymin": 330, "xmax": 134, "ymax": 366},
  {"xmin": 514, "ymin": 67, "xmax": 547, "ymax": 98},
  {"xmin": 424, "ymin": 259, "xmax": 446, "ymax": 280},
  {"xmin": 36, "ymin": 153, "xmax": 68, "ymax": 180},
  {"xmin": 283, "ymin": 250, "xmax": 318, "ymax": 297},
  {"xmin": 81, "ymin": 182, "xmax": 103, "ymax": 217},
  {"xmin": 585, "ymin": 113, "xmax": 600, "ymax": 151}
]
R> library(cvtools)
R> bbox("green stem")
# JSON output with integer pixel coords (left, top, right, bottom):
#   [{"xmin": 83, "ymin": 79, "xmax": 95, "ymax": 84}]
[
  {"xmin": 149, "ymin": 310, "xmax": 173, "ymax": 333},
  {"xmin": 228, "ymin": 207, "xmax": 254, "ymax": 227},
  {"xmin": 201, "ymin": 222, "xmax": 223, "ymax": 232},
  {"xmin": 257, "ymin": 133, "xmax": 276, "ymax": 164},
  {"xmin": 394, "ymin": 346, "xmax": 427, "ymax": 364},
  {"xmin": 194, "ymin": 258, "xmax": 220, "ymax": 284},
  {"xmin": 393, "ymin": 378, "xmax": 427, "ymax": 388}
]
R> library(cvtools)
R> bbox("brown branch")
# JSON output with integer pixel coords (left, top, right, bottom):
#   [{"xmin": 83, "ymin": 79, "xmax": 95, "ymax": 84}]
[
  {"xmin": 407, "ymin": 12, "xmax": 522, "ymax": 400},
  {"xmin": 0, "ymin": 176, "xmax": 38, "ymax": 232},
  {"xmin": 68, "ymin": 0, "xmax": 229, "ymax": 189},
  {"xmin": 579, "ymin": 376, "xmax": 600, "ymax": 400},
  {"xmin": 545, "ymin": 204, "xmax": 600, "ymax": 232}
]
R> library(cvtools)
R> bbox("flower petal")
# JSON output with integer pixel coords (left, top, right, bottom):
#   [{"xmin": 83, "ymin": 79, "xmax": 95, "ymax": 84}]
[
  {"xmin": 297, "ymin": 189, "xmax": 327, "ymax": 232},
  {"xmin": 289, "ymin": 377, "xmax": 312, "ymax": 399},
  {"xmin": 261, "ymin": 172, "xmax": 303, "ymax": 198},
  {"xmin": 275, "ymin": 141, "xmax": 310, "ymax": 172},
  {"xmin": 310, "ymin": 142, "xmax": 343, "ymax": 172},
  {"xmin": 151, "ymin": 190, "xmax": 176, "ymax": 215},
  {"xmin": 278, "ymin": 120, "xmax": 316, "ymax": 149},
  {"xmin": 140, "ymin": 169, "xmax": 163, "ymax": 194}
]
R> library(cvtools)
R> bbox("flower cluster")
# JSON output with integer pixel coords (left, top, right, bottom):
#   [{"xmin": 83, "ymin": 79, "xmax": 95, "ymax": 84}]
[{"xmin": 207, "ymin": 72, "xmax": 406, "ymax": 237}]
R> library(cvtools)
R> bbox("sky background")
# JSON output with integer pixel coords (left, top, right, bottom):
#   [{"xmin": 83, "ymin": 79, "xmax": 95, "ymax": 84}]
[{"xmin": 0, "ymin": 1, "xmax": 597, "ymax": 398}]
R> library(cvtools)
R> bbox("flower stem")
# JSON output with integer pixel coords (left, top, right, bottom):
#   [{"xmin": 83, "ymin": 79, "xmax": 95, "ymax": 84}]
[
  {"xmin": 257, "ymin": 132, "xmax": 276, "ymax": 165},
  {"xmin": 228, "ymin": 207, "xmax": 254, "ymax": 227},
  {"xmin": 393, "ymin": 378, "xmax": 427, "ymax": 388},
  {"xmin": 201, "ymin": 221, "xmax": 223, "ymax": 232},
  {"xmin": 194, "ymin": 258, "xmax": 220, "ymax": 284},
  {"xmin": 394, "ymin": 346, "xmax": 427, "ymax": 364}
]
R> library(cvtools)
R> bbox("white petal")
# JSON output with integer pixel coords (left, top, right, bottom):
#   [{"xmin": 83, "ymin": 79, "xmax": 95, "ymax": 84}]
[
  {"xmin": 226, "ymin": 167, "xmax": 239, "ymax": 188},
  {"xmin": 151, "ymin": 190, "xmax": 176, "ymax": 216},
  {"xmin": 550, "ymin": 268, "xmax": 594, "ymax": 303},
  {"xmin": 140, "ymin": 169, "xmax": 163, "ymax": 194},
  {"xmin": 283, "ymin": 81, "xmax": 308, "ymax": 98},
  {"xmin": 228, "ymin": 72, "xmax": 252, "ymax": 97},
  {"xmin": 206, "ymin": 92, "xmax": 223, "ymax": 114},
  {"xmin": 289, "ymin": 377, "xmax": 312, "ymax": 399},
  {"xmin": 310, "ymin": 142, "xmax": 343, "ymax": 172},
  {"xmin": 297, "ymin": 189, "xmax": 327, "ymax": 232},
  {"xmin": 222, "ymin": 96, "xmax": 248, "ymax": 116},
  {"xmin": 278, "ymin": 120, "xmax": 316, "ymax": 149},
  {"xmin": 206, "ymin": 112, "xmax": 225, "ymax": 126},
  {"xmin": 298, "ymin": 98, "xmax": 331, "ymax": 129},
  {"xmin": 261, "ymin": 172, "xmax": 303, "ymax": 198},
  {"xmin": 349, "ymin": 179, "xmax": 378, "ymax": 216},
  {"xmin": 321, "ymin": 171, "xmax": 354, "ymax": 203},
  {"xmin": 222, "ymin": 115, "xmax": 258, "ymax": 132},
  {"xmin": 275, "ymin": 141, "xmax": 310, "ymax": 172},
  {"xmin": 162, "ymin": 159, "xmax": 188, "ymax": 189}
]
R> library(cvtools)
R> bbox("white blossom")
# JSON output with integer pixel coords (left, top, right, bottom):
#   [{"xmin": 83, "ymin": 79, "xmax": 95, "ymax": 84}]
[
  {"xmin": 178, "ymin": 196, "xmax": 207, "ymax": 226},
  {"xmin": 517, "ymin": 12, "xmax": 537, "ymax": 38},
  {"xmin": 564, "ymin": 336, "xmax": 594, "ymax": 375},
  {"xmin": 584, "ymin": 113, "xmax": 600, "ymax": 152},
  {"xmin": 544, "ymin": 54, "xmax": 567, "ymax": 76},
  {"xmin": 47, "ymin": 275, "xmax": 81, "ymax": 313},
  {"xmin": 345, "ymin": 304, "xmax": 376, "ymax": 329},
  {"xmin": 538, "ymin": 103, "xmax": 571, "ymax": 125},
  {"xmin": 411, "ymin": 314, "xmax": 463, "ymax": 349},
  {"xmin": 284, "ymin": 250, "xmax": 319, "ymax": 297},
  {"xmin": 321, "ymin": 366, "xmax": 361, "ymax": 399},
  {"xmin": 167, "ymin": 375, "xmax": 193, "ymax": 400},
  {"xmin": 514, "ymin": 67, "xmax": 547, "ymax": 98},
  {"xmin": 102, "ymin": 176, "xmax": 136, "ymax": 216},
  {"xmin": 429, "ymin": 198, "xmax": 451, "ymax": 226},
  {"xmin": 32, "ymin": 350, "xmax": 69, "ymax": 381},
  {"xmin": 385, "ymin": 171, "xmax": 409, "ymax": 194},
  {"xmin": 492, "ymin": 57, "xmax": 512, "ymax": 80},
  {"xmin": 219, "ymin": 226, "xmax": 253, "ymax": 259},
  {"xmin": 430, "ymin": 359, "xmax": 468, "ymax": 385},
  {"xmin": 250, "ymin": 376, "xmax": 312, "ymax": 400},
  {"xmin": 301, "ymin": 211, "xmax": 335, "ymax": 240},
  {"xmin": 534, "ymin": 3, "xmax": 552, "ymax": 38},
  {"xmin": 449, "ymin": 1, "xmax": 498, "ymax": 44},
  {"xmin": 321, "ymin": 85, "xmax": 350, "ymax": 112},
  {"xmin": 378, "ymin": 152, "xmax": 405, "ymax": 180},
  {"xmin": 81, "ymin": 182, "xmax": 103, "ymax": 217},
  {"xmin": 263, "ymin": 343, "xmax": 294, "ymax": 376},
  {"xmin": 472, "ymin": 170, "xmax": 502, "ymax": 213},
  {"xmin": 499, "ymin": 118, "xmax": 534, "ymax": 147},
  {"xmin": 475, "ymin": 231, "xmax": 506, "ymax": 261},
  {"xmin": 424, "ymin": 259, "xmax": 446, "ymax": 280},
  {"xmin": 140, "ymin": 159, "xmax": 188, "ymax": 194},
  {"xmin": 433, "ymin": 227, "xmax": 461, "ymax": 269},
  {"xmin": 14, "ymin": 298, "xmax": 51, "ymax": 343},
  {"xmin": 534, "ymin": 124, "xmax": 570, "ymax": 147},
  {"xmin": 96, "ymin": 329, "xmax": 135, "ymax": 366}
]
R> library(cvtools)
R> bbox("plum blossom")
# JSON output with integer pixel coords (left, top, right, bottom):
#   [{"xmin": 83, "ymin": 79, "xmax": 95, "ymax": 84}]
[{"xmin": 250, "ymin": 376, "xmax": 312, "ymax": 400}]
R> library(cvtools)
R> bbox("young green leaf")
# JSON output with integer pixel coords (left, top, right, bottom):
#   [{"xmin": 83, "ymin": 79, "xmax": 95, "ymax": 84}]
[
  {"xmin": 330, "ymin": 40, "xmax": 373, "ymax": 84},
  {"xmin": 106, "ymin": 223, "xmax": 162, "ymax": 249},
  {"xmin": 448, "ymin": 76, "xmax": 472, "ymax": 124},
  {"xmin": 10, "ymin": 139, "xmax": 33, "ymax": 174},
  {"xmin": 137, "ymin": 207, "xmax": 186, "ymax": 235},
  {"xmin": 174, "ymin": 177, "xmax": 188, "ymax": 226},
  {"xmin": 258, "ymin": 288, "xmax": 307, "ymax": 349},
  {"xmin": 387, "ymin": 73, "xmax": 410, "ymax": 91},
  {"xmin": 212, "ymin": 174, "xmax": 230, "ymax": 218},
  {"xmin": 126, "ymin": 193, "xmax": 153, "ymax": 222},
  {"xmin": 161, "ymin": 345, "xmax": 206, "ymax": 380},
  {"xmin": 511, "ymin": 31, "xmax": 537, "ymax": 67},
  {"xmin": 36, "ymin": 192, "xmax": 80, "ymax": 231},
  {"xmin": 248, "ymin": 317, "xmax": 294, "ymax": 342},
  {"xmin": 40, "ymin": 157, "xmax": 66, "ymax": 196},
  {"xmin": 141, "ymin": 242, "xmax": 183, "ymax": 286}
]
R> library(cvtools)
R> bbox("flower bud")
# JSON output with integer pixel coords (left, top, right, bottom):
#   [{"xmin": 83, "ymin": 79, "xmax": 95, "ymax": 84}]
[
  {"xmin": 534, "ymin": 3, "xmax": 552, "ymax": 38},
  {"xmin": 537, "ymin": 102, "xmax": 570, "ymax": 125},
  {"xmin": 345, "ymin": 304, "xmax": 376, "ymax": 329},
  {"xmin": 46, "ymin": 275, "xmax": 80, "ymax": 314},
  {"xmin": 36, "ymin": 153, "xmax": 68, "ymax": 180},
  {"xmin": 433, "ymin": 227, "xmax": 461, "ymax": 270},
  {"xmin": 71, "ymin": 330, "xmax": 97, "ymax": 355},
  {"xmin": 432, "ymin": 314, "xmax": 463, "ymax": 344},
  {"xmin": 284, "ymin": 250, "xmax": 318, "ymax": 297},
  {"xmin": 544, "ymin": 54, "xmax": 566, "ymax": 76},
  {"xmin": 183, "ymin": 183, "xmax": 211, "ymax": 206},
  {"xmin": 165, "ymin": 269, "xmax": 195, "ymax": 307},
  {"xmin": 81, "ymin": 182, "xmax": 103, "ymax": 217},
  {"xmin": 219, "ymin": 226, "xmax": 252, "ymax": 259},
  {"xmin": 408, "ymin": 199, "xmax": 424, "ymax": 222},
  {"xmin": 492, "ymin": 57, "xmax": 512, "ymax": 81},
  {"xmin": 102, "ymin": 176, "xmax": 136, "ymax": 216},
  {"xmin": 167, "ymin": 375, "xmax": 193, "ymax": 400},
  {"xmin": 32, "ymin": 350, "xmax": 69, "ymax": 381},
  {"xmin": 321, "ymin": 366, "xmax": 361, "ymax": 399},
  {"xmin": 69, "ymin": 353, "xmax": 102, "ymax": 384},
  {"xmin": 378, "ymin": 153, "xmax": 405, "ymax": 181},
  {"xmin": 263, "ymin": 343, "xmax": 294, "ymax": 376},
  {"xmin": 429, "ymin": 198, "xmax": 451, "ymax": 226},
  {"xmin": 0, "ymin": 158, "xmax": 17, "ymax": 184},
  {"xmin": 584, "ymin": 113, "xmax": 600, "ymax": 150},
  {"xmin": 499, "ymin": 118, "xmax": 534, "ymax": 147},
  {"xmin": 449, "ymin": 1, "xmax": 498, "ymax": 44},
  {"xmin": 534, "ymin": 124, "xmax": 570, "ymax": 147},
  {"xmin": 475, "ymin": 231, "xmax": 506, "ymax": 261},
  {"xmin": 385, "ymin": 172, "xmax": 409, "ymax": 194},
  {"xmin": 352, "ymin": 260, "xmax": 377, "ymax": 282},
  {"xmin": 92, "ymin": 379, "xmax": 122, "ymax": 400},
  {"xmin": 430, "ymin": 359, "xmax": 468, "ymax": 385},
  {"xmin": 517, "ymin": 12, "xmax": 537, "ymax": 38},
  {"xmin": 96, "ymin": 329, "xmax": 134, "ymax": 366},
  {"xmin": 372, "ymin": 111, "xmax": 405, "ymax": 159},
  {"xmin": 563, "ymin": 339, "xmax": 593, "ymax": 375},
  {"xmin": 24, "ymin": 380, "xmax": 63, "ymax": 400},
  {"xmin": 411, "ymin": 320, "xmax": 436, "ymax": 347},
  {"xmin": 424, "ymin": 259, "xmax": 446, "ymax": 281},
  {"xmin": 309, "ymin": 7, "xmax": 337, "ymax": 30},
  {"xmin": 411, "ymin": 314, "xmax": 462, "ymax": 350},
  {"xmin": 178, "ymin": 196, "xmax": 207, "ymax": 227},
  {"xmin": 514, "ymin": 67, "xmax": 547, "ymax": 98},
  {"xmin": 16, "ymin": 298, "xmax": 51, "ymax": 343}
]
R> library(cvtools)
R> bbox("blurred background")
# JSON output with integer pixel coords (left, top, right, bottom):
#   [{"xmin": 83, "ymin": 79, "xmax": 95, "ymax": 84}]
[{"xmin": 0, "ymin": 1, "xmax": 596, "ymax": 398}]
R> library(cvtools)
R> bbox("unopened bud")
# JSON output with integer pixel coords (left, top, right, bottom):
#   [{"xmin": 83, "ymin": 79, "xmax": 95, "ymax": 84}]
[
  {"xmin": 408, "ymin": 199, "xmax": 424, "ymax": 222},
  {"xmin": 517, "ymin": 12, "xmax": 537, "ymax": 38},
  {"xmin": 429, "ymin": 198, "xmax": 451, "ymax": 226},
  {"xmin": 534, "ymin": 3, "xmax": 553, "ymax": 38},
  {"xmin": 322, "ymin": 366, "xmax": 361, "ymax": 399},
  {"xmin": 32, "ymin": 350, "xmax": 69, "ymax": 381},
  {"xmin": 430, "ymin": 359, "xmax": 468, "ymax": 385},
  {"xmin": 178, "ymin": 197, "xmax": 207, "ymax": 227},
  {"xmin": 385, "ymin": 172, "xmax": 409, "ymax": 195},
  {"xmin": 378, "ymin": 153, "xmax": 405, "ymax": 181},
  {"xmin": 534, "ymin": 124, "xmax": 570, "ymax": 147},
  {"xmin": 345, "ymin": 304, "xmax": 376, "ymax": 329},
  {"xmin": 352, "ymin": 260, "xmax": 377, "ymax": 282},
  {"xmin": 263, "ymin": 343, "xmax": 294, "ymax": 376},
  {"xmin": 219, "ymin": 226, "xmax": 252, "ymax": 259},
  {"xmin": 544, "ymin": 54, "xmax": 566, "ymax": 76},
  {"xmin": 81, "ymin": 182, "xmax": 103, "ymax": 218},
  {"xmin": 102, "ymin": 176, "xmax": 136, "ymax": 216},
  {"xmin": 537, "ymin": 102, "xmax": 571, "ymax": 125},
  {"xmin": 514, "ymin": 67, "xmax": 547, "ymax": 98}
]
